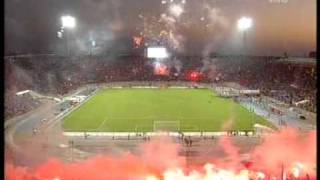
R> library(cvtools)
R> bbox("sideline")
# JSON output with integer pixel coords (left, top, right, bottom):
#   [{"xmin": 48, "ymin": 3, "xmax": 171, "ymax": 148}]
[
  {"xmin": 47, "ymin": 89, "xmax": 99, "ymax": 131},
  {"xmin": 63, "ymin": 130, "xmax": 262, "ymax": 137}
]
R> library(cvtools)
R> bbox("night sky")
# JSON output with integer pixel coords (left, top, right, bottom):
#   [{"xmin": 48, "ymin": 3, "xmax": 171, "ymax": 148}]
[{"xmin": 5, "ymin": 0, "xmax": 316, "ymax": 56}]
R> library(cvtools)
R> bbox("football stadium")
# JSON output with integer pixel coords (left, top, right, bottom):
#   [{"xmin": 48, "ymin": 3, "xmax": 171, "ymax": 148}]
[{"xmin": 4, "ymin": 0, "xmax": 316, "ymax": 180}]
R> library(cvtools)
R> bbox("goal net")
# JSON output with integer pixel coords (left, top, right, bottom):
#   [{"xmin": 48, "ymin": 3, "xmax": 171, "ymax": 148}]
[{"xmin": 153, "ymin": 121, "xmax": 180, "ymax": 132}]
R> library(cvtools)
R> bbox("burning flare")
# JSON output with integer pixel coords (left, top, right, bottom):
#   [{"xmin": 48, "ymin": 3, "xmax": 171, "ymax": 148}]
[{"xmin": 5, "ymin": 128, "xmax": 316, "ymax": 180}]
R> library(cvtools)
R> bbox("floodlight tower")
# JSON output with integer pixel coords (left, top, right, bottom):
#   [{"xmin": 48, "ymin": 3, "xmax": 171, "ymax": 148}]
[
  {"xmin": 61, "ymin": 15, "xmax": 76, "ymax": 56},
  {"xmin": 90, "ymin": 40, "xmax": 96, "ymax": 56},
  {"xmin": 237, "ymin": 17, "xmax": 253, "ymax": 55}
]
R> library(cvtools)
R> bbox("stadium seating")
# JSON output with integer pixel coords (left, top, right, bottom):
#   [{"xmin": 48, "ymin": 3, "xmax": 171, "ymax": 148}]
[{"xmin": 4, "ymin": 54, "xmax": 316, "ymax": 119}]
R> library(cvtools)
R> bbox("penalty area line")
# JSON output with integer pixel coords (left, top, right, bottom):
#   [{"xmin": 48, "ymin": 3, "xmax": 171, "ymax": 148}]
[{"xmin": 97, "ymin": 117, "xmax": 108, "ymax": 130}]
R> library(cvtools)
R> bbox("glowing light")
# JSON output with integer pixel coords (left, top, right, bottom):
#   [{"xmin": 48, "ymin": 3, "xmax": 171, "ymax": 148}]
[
  {"xmin": 147, "ymin": 47, "xmax": 168, "ymax": 58},
  {"xmin": 256, "ymin": 172, "xmax": 266, "ymax": 179},
  {"xmin": 291, "ymin": 162, "xmax": 304, "ymax": 178},
  {"xmin": 169, "ymin": 4, "xmax": 183, "ymax": 17},
  {"xmin": 237, "ymin": 17, "xmax": 252, "ymax": 31},
  {"xmin": 159, "ymin": 30, "xmax": 168, "ymax": 37},
  {"xmin": 161, "ymin": 165, "xmax": 253, "ymax": 180},
  {"xmin": 153, "ymin": 62, "xmax": 169, "ymax": 76},
  {"xmin": 61, "ymin": 15, "xmax": 76, "ymax": 28},
  {"xmin": 57, "ymin": 31, "xmax": 63, "ymax": 38},
  {"xmin": 161, "ymin": 0, "xmax": 167, "ymax": 4},
  {"xmin": 5, "ymin": 128, "xmax": 316, "ymax": 180},
  {"xmin": 187, "ymin": 71, "xmax": 203, "ymax": 81},
  {"xmin": 291, "ymin": 167, "xmax": 300, "ymax": 178},
  {"xmin": 145, "ymin": 175, "xmax": 159, "ymax": 180},
  {"xmin": 133, "ymin": 36, "xmax": 143, "ymax": 48},
  {"xmin": 91, "ymin": 40, "xmax": 96, "ymax": 47}
]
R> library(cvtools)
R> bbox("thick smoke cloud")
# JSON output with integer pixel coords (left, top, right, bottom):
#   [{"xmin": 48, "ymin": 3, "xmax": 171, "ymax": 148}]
[
  {"xmin": 5, "ymin": 128, "xmax": 316, "ymax": 179},
  {"xmin": 200, "ymin": 57, "xmax": 220, "ymax": 81},
  {"xmin": 63, "ymin": 0, "xmax": 126, "ymax": 56},
  {"xmin": 201, "ymin": 5, "xmax": 230, "ymax": 58},
  {"xmin": 5, "ymin": 0, "xmax": 128, "ymax": 55},
  {"xmin": 5, "ymin": 0, "xmax": 316, "ymax": 55},
  {"xmin": 250, "ymin": 128, "xmax": 316, "ymax": 176},
  {"xmin": 172, "ymin": 58, "xmax": 183, "ymax": 74}
]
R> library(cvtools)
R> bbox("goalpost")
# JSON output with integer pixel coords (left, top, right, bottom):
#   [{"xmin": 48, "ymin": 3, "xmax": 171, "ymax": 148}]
[{"xmin": 153, "ymin": 121, "xmax": 180, "ymax": 132}]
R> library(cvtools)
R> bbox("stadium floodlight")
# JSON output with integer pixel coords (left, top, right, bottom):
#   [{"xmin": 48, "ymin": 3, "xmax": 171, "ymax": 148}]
[
  {"xmin": 57, "ymin": 31, "xmax": 63, "ymax": 38},
  {"xmin": 237, "ymin": 17, "xmax": 253, "ymax": 54},
  {"xmin": 89, "ymin": 40, "xmax": 96, "ymax": 56},
  {"xmin": 147, "ymin": 47, "xmax": 169, "ymax": 59},
  {"xmin": 60, "ymin": 15, "xmax": 76, "ymax": 56},
  {"xmin": 61, "ymin": 15, "xmax": 76, "ymax": 29},
  {"xmin": 237, "ymin": 17, "xmax": 253, "ymax": 31},
  {"xmin": 91, "ymin": 40, "xmax": 96, "ymax": 47}
]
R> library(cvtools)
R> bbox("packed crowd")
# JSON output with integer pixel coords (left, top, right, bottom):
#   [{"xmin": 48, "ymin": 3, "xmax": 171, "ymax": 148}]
[
  {"xmin": 209, "ymin": 56, "xmax": 316, "ymax": 112},
  {"xmin": 4, "ymin": 54, "xmax": 316, "ymax": 119},
  {"xmin": 4, "ymin": 91, "xmax": 42, "ymax": 120}
]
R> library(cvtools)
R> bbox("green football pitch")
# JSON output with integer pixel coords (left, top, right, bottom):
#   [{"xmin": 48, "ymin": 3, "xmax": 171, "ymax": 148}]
[{"xmin": 62, "ymin": 88, "xmax": 275, "ymax": 132}]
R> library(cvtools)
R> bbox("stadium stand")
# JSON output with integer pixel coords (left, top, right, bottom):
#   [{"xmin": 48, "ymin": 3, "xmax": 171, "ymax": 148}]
[{"xmin": 4, "ymin": 54, "xmax": 316, "ymax": 119}]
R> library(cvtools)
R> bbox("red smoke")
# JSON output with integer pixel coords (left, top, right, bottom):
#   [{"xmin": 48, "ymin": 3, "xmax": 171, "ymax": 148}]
[
  {"xmin": 154, "ymin": 63, "xmax": 169, "ymax": 76},
  {"xmin": 133, "ymin": 36, "xmax": 143, "ymax": 48},
  {"xmin": 186, "ymin": 71, "xmax": 203, "ymax": 81},
  {"xmin": 249, "ymin": 128, "xmax": 316, "ymax": 177},
  {"xmin": 5, "ymin": 128, "xmax": 316, "ymax": 180}
]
